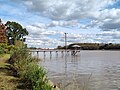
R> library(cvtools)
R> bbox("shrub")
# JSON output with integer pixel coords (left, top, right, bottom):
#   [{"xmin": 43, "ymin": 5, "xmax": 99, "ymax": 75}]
[
  {"xmin": 7, "ymin": 45, "xmax": 18, "ymax": 54},
  {"xmin": 23, "ymin": 62, "xmax": 52, "ymax": 90},
  {"xmin": 0, "ymin": 46, "xmax": 4, "ymax": 54},
  {"xmin": 0, "ymin": 43, "xmax": 7, "ymax": 48},
  {"xmin": 0, "ymin": 43, "xmax": 18, "ymax": 54},
  {"xmin": 8, "ymin": 48, "xmax": 52, "ymax": 90},
  {"xmin": 0, "ymin": 43, "xmax": 7, "ymax": 54}
]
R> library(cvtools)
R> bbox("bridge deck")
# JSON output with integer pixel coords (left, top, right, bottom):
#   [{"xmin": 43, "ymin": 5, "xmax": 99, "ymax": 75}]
[{"xmin": 29, "ymin": 49, "xmax": 80, "ymax": 52}]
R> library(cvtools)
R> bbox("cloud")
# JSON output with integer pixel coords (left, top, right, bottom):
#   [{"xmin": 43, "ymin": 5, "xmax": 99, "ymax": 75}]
[
  {"xmin": 25, "ymin": 22, "xmax": 120, "ymax": 48},
  {"xmin": 100, "ymin": 22, "xmax": 120, "ymax": 31},
  {"xmin": 79, "ymin": 20, "xmax": 102, "ymax": 29},
  {"xmin": 25, "ymin": 27, "xmax": 120, "ymax": 48},
  {"xmin": 25, "ymin": 24, "xmax": 65, "ymax": 48},
  {"xmin": 26, "ymin": 25, "xmax": 45, "ymax": 35},
  {"xmin": 5, "ymin": 0, "xmax": 120, "ymax": 48},
  {"xmin": 31, "ymin": 23, "xmax": 47, "ymax": 29},
  {"xmin": 11, "ymin": 0, "xmax": 118, "ymax": 20},
  {"xmin": 47, "ymin": 20, "xmax": 78, "ymax": 27},
  {"xmin": 10, "ymin": 0, "xmax": 120, "ymax": 32},
  {"xmin": 79, "ymin": 8, "xmax": 120, "ymax": 30},
  {"xmin": 96, "ymin": 31, "xmax": 120, "ymax": 43},
  {"xmin": 40, "ymin": 31, "xmax": 57, "ymax": 36},
  {"xmin": 98, "ymin": 9, "xmax": 120, "ymax": 31},
  {"xmin": 30, "ymin": 20, "xmax": 79, "ymax": 29}
]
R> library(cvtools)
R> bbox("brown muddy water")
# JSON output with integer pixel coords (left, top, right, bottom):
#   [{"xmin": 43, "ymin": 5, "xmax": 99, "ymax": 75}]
[{"xmin": 33, "ymin": 50, "xmax": 120, "ymax": 90}]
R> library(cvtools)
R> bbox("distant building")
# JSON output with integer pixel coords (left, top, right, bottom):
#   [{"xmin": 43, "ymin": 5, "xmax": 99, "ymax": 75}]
[{"xmin": 0, "ymin": 23, "xmax": 7, "ymax": 43}]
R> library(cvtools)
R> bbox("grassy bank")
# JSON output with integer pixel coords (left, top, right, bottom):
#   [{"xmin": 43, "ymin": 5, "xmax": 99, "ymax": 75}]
[
  {"xmin": 0, "ymin": 48, "xmax": 56, "ymax": 90},
  {"xmin": 0, "ymin": 54, "xmax": 19, "ymax": 90},
  {"xmin": 8, "ymin": 48, "xmax": 53, "ymax": 90},
  {"xmin": 0, "ymin": 54, "xmax": 10, "ymax": 68}
]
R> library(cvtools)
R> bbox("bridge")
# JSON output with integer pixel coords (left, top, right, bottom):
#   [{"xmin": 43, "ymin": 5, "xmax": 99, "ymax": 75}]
[{"xmin": 29, "ymin": 49, "xmax": 80, "ymax": 55}]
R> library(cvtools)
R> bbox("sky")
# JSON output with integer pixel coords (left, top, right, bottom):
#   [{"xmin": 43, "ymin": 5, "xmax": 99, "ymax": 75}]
[{"xmin": 0, "ymin": 0, "xmax": 120, "ymax": 48}]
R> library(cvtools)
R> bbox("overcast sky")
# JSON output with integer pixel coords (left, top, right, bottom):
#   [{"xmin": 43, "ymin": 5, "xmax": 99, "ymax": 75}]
[{"xmin": 0, "ymin": 0, "xmax": 120, "ymax": 48}]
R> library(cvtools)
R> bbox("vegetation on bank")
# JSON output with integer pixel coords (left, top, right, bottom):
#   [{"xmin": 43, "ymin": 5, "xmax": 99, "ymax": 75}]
[
  {"xmin": 0, "ymin": 54, "xmax": 18, "ymax": 90},
  {"xmin": 0, "ymin": 48, "xmax": 53, "ymax": 90},
  {"xmin": 8, "ymin": 48, "xmax": 53, "ymax": 90},
  {"xmin": 57, "ymin": 43, "xmax": 120, "ymax": 50},
  {"xmin": 0, "ymin": 43, "xmax": 17, "ymax": 55},
  {"xmin": 0, "ymin": 19, "xmax": 54, "ymax": 90}
]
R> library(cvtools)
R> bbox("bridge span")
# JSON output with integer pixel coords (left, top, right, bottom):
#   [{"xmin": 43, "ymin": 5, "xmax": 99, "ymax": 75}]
[{"xmin": 29, "ymin": 49, "xmax": 80, "ymax": 55}]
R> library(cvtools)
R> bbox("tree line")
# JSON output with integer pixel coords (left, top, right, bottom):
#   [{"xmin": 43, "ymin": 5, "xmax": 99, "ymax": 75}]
[{"xmin": 57, "ymin": 43, "xmax": 120, "ymax": 50}]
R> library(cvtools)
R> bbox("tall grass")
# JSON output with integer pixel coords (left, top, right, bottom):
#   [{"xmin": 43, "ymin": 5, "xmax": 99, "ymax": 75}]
[
  {"xmin": 58, "ymin": 75, "xmax": 91, "ymax": 90},
  {"xmin": 8, "ymin": 48, "xmax": 53, "ymax": 90}
]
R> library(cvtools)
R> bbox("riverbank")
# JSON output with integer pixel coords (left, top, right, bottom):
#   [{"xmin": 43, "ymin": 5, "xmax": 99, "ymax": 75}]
[
  {"xmin": 0, "ymin": 49, "xmax": 60, "ymax": 90},
  {"xmin": 0, "ymin": 54, "xmax": 19, "ymax": 90}
]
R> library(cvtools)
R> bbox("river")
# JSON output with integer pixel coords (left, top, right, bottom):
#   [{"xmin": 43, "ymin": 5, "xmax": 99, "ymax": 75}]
[{"xmin": 33, "ymin": 50, "xmax": 120, "ymax": 90}]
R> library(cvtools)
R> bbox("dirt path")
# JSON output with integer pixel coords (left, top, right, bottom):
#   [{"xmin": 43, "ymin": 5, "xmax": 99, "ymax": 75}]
[{"xmin": 0, "ymin": 55, "xmax": 18, "ymax": 90}]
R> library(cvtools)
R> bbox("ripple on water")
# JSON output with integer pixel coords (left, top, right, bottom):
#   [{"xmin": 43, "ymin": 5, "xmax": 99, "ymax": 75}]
[{"xmin": 37, "ymin": 50, "xmax": 120, "ymax": 90}]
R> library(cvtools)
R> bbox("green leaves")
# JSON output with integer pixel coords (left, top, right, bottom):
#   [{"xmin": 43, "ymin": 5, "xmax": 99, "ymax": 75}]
[
  {"xmin": 9, "ymin": 48, "xmax": 53, "ymax": 90},
  {"xmin": 0, "ymin": 43, "xmax": 7, "ymax": 54},
  {"xmin": 5, "ymin": 21, "xmax": 28, "ymax": 45}
]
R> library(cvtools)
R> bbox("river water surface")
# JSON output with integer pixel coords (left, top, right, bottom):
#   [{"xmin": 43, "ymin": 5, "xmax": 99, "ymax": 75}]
[{"xmin": 33, "ymin": 50, "xmax": 120, "ymax": 90}]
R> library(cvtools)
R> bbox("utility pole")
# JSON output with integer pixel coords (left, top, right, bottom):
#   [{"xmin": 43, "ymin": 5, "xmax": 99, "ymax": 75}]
[
  {"xmin": 64, "ymin": 33, "xmax": 68, "ymax": 83},
  {"xmin": 65, "ymin": 33, "xmax": 67, "ymax": 50}
]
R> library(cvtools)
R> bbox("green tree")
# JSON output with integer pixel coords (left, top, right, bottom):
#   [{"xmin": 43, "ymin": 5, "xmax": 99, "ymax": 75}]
[{"xmin": 5, "ymin": 21, "xmax": 28, "ymax": 45}]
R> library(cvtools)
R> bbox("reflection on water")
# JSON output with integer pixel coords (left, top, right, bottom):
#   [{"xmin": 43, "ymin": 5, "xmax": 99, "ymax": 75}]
[{"xmin": 32, "ymin": 50, "xmax": 120, "ymax": 90}]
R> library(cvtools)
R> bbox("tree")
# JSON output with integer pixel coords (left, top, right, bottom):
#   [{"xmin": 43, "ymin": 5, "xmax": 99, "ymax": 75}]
[
  {"xmin": 5, "ymin": 21, "xmax": 28, "ymax": 45},
  {"xmin": 0, "ymin": 19, "xmax": 1, "ymax": 23}
]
